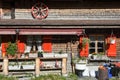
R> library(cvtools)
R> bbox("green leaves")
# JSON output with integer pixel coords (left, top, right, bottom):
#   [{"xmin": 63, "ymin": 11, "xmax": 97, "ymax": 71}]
[
  {"xmin": 82, "ymin": 38, "xmax": 90, "ymax": 48},
  {"xmin": 6, "ymin": 42, "xmax": 17, "ymax": 56},
  {"xmin": 31, "ymin": 74, "xmax": 66, "ymax": 80},
  {"xmin": 0, "ymin": 74, "xmax": 18, "ymax": 80}
]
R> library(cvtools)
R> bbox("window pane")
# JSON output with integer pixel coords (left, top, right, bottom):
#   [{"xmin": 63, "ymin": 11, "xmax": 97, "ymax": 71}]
[
  {"xmin": 89, "ymin": 35, "xmax": 105, "ymax": 54},
  {"xmin": 89, "ymin": 36, "xmax": 95, "ymax": 41},
  {"xmin": 98, "ymin": 42, "xmax": 104, "ymax": 47},
  {"xmin": 89, "ymin": 49, "xmax": 95, "ymax": 53},
  {"xmin": 98, "ymin": 49, "xmax": 104, "ymax": 52},
  {"xmin": 97, "ymin": 36, "xmax": 104, "ymax": 41},
  {"xmin": 90, "ymin": 42, "xmax": 95, "ymax": 47}
]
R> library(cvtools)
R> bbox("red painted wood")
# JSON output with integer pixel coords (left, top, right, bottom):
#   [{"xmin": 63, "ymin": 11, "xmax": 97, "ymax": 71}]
[
  {"xmin": 106, "ymin": 36, "xmax": 116, "ymax": 57},
  {"xmin": 0, "ymin": 29, "xmax": 82, "ymax": 35},
  {"xmin": 19, "ymin": 29, "xmax": 82, "ymax": 35},
  {"xmin": 17, "ymin": 42, "xmax": 25, "ymax": 53},
  {"xmin": 0, "ymin": 29, "xmax": 15, "ymax": 34},
  {"xmin": 42, "ymin": 36, "xmax": 52, "ymax": 53},
  {"xmin": 79, "ymin": 36, "xmax": 89, "ymax": 57},
  {"xmin": 1, "ymin": 43, "xmax": 7, "ymax": 56}
]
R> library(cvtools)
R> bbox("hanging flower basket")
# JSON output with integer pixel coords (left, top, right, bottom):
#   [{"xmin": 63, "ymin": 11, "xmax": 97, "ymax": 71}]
[
  {"xmin": 108, "ymin": 31, "xmax": 116, "ymax": 44},
  {"xmin": 107, "ymin": 37, "xmax": 116, "ymax": 45},
  {"xmin": 82, "ymin": 38, "xmax": 90, "ymax": 49},
  {"xmin": 110, "ymin": 38, "xmax": 115, "ymax": 44}
]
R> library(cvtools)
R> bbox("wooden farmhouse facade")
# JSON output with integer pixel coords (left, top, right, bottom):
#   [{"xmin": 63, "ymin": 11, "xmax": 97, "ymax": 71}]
[{"xmin": 0, "ymin": 0, "xmax": 120, "ymax": 60}]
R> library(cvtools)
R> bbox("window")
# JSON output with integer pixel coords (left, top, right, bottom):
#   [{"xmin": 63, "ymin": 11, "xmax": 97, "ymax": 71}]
[
  {"xmin": 26, "ymin": 35, "xmax": 42, "ymax": 52},
  {"xmin": 89, "ymin": 35, "xmax": 105, "ymax": 54}
]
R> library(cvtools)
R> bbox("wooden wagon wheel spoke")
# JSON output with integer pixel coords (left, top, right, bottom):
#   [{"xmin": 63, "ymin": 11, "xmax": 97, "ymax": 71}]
[
  {"xmin": 32, "ymin": 7, "xmax": 39, "ymax": 14},
  {"xmin": 41, "ymin": 8, "xmax": 48, "ymax": 12},
  {"xmin": 34, "ymin": 6, "xmax": 39, "ymax": 10},
  {"xmin": 40, "ymin": 11, "xmax": 46, "ymax": 16},
  {"xmin": 35, "ymin": 12, "xmax": 39, "ymax": 16},
  {"xmin": 31, "ymin": 2, "xmax": 48, "ymax": 19},
  {"xmin": 33, "ymin": 9, "xmax": 39, "ymax": 14}
]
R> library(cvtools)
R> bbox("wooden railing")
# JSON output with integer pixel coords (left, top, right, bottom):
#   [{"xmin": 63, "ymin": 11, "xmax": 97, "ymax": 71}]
[{"xmin": 0, "ymin": 57, "xmax": 67, "ymax": 76}]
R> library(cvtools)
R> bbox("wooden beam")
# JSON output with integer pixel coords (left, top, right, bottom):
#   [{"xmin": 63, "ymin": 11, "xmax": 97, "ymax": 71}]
[
  {"xmin": 0, "ymin": 20, "xmax": 120, "ymax": 26},
  {"xmin": 0, "ymin": 0, "xmax": 2, "ymax": 19}
]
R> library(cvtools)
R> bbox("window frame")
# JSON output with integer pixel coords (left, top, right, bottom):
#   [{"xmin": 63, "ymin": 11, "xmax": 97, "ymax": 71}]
[{"xmin": 89, "ymin": 35, "xmax": 105, "ymax": 54}]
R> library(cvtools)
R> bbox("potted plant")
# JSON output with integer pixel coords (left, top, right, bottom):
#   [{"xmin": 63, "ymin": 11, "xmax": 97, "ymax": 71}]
[
  {"xmin": 92, "ymin": 52, "xmax": 98, "ymax": 60},
  {"xmin": 38, "ymin": 51, "xmax": 43, "ymax": 57},
  {"xmin": 82, "ymin": 38, "xmax": 90, "ymax": 49},
  {"xmin": 6, "ymin": 42, "xmax": 17, "ymax": 59},
  {"xmin": 109, "ymin": 37, "xmax": 115, "ymax": 44},
  {"xmin": 24, "ymin": 52, "xmax": 29, "ymax": 58},
  {"xmin": 97, "ymin": 52, "xmax": 108, "ymax": 60},
  {"xmin": 74, "ymin": 57, "xmax": 87, "ymax": 70},
  {"xmin": 54, "ymin": 50, "xmax": 68, "ymax": 58}
]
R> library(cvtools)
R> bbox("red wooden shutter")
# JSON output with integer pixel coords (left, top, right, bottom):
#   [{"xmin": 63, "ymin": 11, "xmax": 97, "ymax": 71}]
[
  {"xmin": 1, "ymin": 43, "xmax": 7, "ymax": 57},
  {"xmin": 79, "ymin": 36, "xmax": 89, "ymax": 57},
  {"xmin": 42, "ymin": 36, "xmax": 52, "ymax": 53},
  {"xmin": 18, "ymin": 42, "xmax": 25, "ymax": 53},
  {"xmin": 17, "ymin": 36, "xmax": 26, "ymax": 53},
  {"xmin": 106, "ymin": 36, "xmax": 116, "ymax": 57}
]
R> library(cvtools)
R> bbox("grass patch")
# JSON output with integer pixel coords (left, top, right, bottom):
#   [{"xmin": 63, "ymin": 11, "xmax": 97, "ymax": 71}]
[
  {"xmin": 0, "ymin": 74, "xmax": 18, "ymax": 80},
  {"xmin": 31, "ymin": 74, "xmax": 66, "ymax": 80}
]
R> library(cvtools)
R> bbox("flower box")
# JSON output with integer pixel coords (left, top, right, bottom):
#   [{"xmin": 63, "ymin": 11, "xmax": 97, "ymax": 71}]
[
  {"xmin": 22, "ymin": 65, "xmax": 35, "ymax": 69},
  {"xmin": 43, "ymin": 53, "xmax": 55, "ymax": 58},
  {"xmin": 54, "ymin": 53, "xmax": 68, "ymax": 58},
  {"xmin": 9, "ymin": 65, "xmax": 20, "ymax": 70},
  {"xmin": 29, "ymin": 53, "xmax": 37, "ymax": 58}
]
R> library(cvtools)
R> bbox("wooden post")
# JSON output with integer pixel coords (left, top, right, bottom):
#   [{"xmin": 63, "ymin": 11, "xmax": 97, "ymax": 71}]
[
  {"xmin": 71, "ymin": 52, "xmax": 75, "ymax": 73},
  {"xmin": 3, "ymin": 58, "xmax": 8, "ymax": 75},
  {"xmin": 62, "ymin": 58, "xmax": 67, "ymax": 75},
  {"xmin": 0, "ymin": 0, "xmax": 2, "ymax": 18},
  {"xmin": 35, "ymin": 58, "xmax": 40, "ymax": 76}
]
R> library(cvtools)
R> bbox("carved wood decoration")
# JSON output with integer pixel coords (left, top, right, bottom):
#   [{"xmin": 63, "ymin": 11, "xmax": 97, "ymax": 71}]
[{"xmin": 31, "ymin": 3, "xmax": 48, "ymax": 20}]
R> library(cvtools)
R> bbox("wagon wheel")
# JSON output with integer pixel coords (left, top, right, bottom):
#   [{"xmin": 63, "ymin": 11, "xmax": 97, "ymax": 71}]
[{"xmin": 31, "ymin": 3, "xmax": 48, "ymax": 19}]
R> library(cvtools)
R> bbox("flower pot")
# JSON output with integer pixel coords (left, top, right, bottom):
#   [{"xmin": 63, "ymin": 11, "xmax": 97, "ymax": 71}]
[
  {"xmin": 110, "ymin": 39, "xmax": 115, "ymax": 44},
  {"xmin": 16, "ymin": 53, "xmax": 21, "ymax": 59},
  {"xmin": 93, "ymin": 55, "xmax": 97, "ymax": 60},
  {"xmin": 7, "ymin": 54, "xmax": 16, "ymax": 59},
  {"xmin": 38, "ymin": 53, "xmax": 43, "ymax": 57},
  {"xmin": 75, "ymin": 63, "xmax": 86, "ymax": 70}
]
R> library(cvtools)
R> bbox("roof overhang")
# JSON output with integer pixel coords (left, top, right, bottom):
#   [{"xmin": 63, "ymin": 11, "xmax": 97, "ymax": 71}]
[
  {"xmin": 0, "ymin": 19, "xmax": 120, "ymax": 25},
  {"xmin": 0, "ymin": 28, "xmax": 82, "ymax": 35},
  {"xmin": 0, "ymin": 19, "xmax": 120, "ymax": 28}
]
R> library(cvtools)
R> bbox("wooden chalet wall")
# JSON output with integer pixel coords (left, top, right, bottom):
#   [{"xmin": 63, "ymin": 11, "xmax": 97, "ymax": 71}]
[
  {"xmin": 1, "ymin": 0, "xmax": 120, "ymax": 19},
  {"xmin": 52, "ymin": 35, "xmax": 79, "ymax": 54},
  {"xmin": 0, "ymin": 0, "xmax": 2, "ymax": 18}
]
